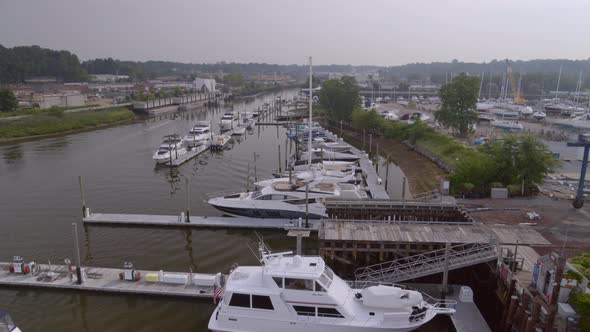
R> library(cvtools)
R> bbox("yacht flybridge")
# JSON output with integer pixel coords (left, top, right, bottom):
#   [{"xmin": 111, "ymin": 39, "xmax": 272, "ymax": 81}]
[
  {"xmin": 184, "ymin": 121, "xmax": 212, "ymax": 147},
  {"xmin": 207, "ymin": 180, "xmax": 367, "ymax": 219},
  {"xmin": 209, "ymin": 249, "xmax": 455, "ymax": 332},
  {"xmin": 220, "ymin": 112, "xmax": 239, "ymax": 131}
]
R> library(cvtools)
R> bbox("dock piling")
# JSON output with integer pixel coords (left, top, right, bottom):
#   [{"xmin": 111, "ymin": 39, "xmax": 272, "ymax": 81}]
[
  {"xmin": 185, "ymin": 179, "xmax": 190, "ymax": 223},
  {"xmin": 72, "ymin": 223, "xmax": 83, "ymax": 285},
  {"xmin": 278, "ymin": 145, "xmax": 282, "ymax": 173},
  {"xmin": 402, "ymin": 177, "xmax": 406, "ymax": 200},
  {"xmin": 305, "ymin": 184, "xmax": 309, "ymax": 228},
  {"xmin": 385, "ymin": 157, "xmax": 390, "ymax": 193},
  {"xmin": 441, "ymin": 242, "xmax": 450, "ymax": 295},
  {"xmin": 78, "ymin": 176, "xmax": 86, "ymax": 218}
]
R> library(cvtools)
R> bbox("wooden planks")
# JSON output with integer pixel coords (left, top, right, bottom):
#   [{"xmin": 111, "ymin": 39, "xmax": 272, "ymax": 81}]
[{"xmin": 320, "ymin": 221, "xmax": 550, "ymax": 245}]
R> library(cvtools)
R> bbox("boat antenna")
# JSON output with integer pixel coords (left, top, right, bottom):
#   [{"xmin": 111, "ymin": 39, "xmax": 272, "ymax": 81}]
[{"xmin": 308, "ymin": 56, "xmax": 313, "ymax": 168}]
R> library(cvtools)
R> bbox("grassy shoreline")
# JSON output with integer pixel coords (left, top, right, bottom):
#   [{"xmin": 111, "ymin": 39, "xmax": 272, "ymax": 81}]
[
  {"xmin": 321, "ymin": 121, "xmax": 447, "ymax": 194},
  {"xmin": 0, "ymin": 108, "xmax": 135, "ymax": 141}
]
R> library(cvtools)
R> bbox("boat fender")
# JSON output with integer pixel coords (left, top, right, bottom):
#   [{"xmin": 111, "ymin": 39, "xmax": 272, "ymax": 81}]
[
  {"xmin": 119, "ymin": 272, "xmax": 124, "ymax": 280},
  {"xmin": 135, "ymin": 271, "xmax": 141, "ymax": 281},
  {"xmin": 23, "ymin": 265, "xmax": 30, "ymax": 274},
  {"xmin": 8, "ymin": 264, "xmax": 14, "ymax": 273}
]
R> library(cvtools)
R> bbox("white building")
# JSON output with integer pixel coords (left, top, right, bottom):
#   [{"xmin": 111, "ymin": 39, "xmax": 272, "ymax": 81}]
[
  {"xmin": 90, "ymin": 74, "xmax": 130, "ymax": 82},
  {"xmin": 34, "ymin": 93, "xmax": 86, "ymax": 109},
  {"xmin": 193, "ymin": 78, "xmax": 216, "ymax": 93}
]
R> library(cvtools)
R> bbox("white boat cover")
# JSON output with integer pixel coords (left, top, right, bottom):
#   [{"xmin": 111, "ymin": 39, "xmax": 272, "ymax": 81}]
[{"xmin": 360, "ymin": 285, "xmax": 423, "ymax": 312}]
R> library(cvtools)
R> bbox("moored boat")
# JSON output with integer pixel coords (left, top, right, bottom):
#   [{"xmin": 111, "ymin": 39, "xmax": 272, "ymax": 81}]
[{"xmin": 208, "ymin": 248, "xmax": 455, "ymax": 332}]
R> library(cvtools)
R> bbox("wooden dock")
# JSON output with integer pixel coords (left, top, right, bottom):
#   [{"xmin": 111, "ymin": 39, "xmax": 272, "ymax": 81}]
[
  {"xmin": 83, "ymin": 213, "xmax": 320, "ymax": 231},
  {"xmin": 323, "ymin": 131, "xmax": 390, "ymax": 200},
  {"xmin": 0, "ymin": 263, "xmax": 216, "ymax": 299}
]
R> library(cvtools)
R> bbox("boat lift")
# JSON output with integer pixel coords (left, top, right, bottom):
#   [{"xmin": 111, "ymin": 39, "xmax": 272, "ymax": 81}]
[{"xmin": 567, "ymin": 134, "xmax": 590, "ymax": 208}]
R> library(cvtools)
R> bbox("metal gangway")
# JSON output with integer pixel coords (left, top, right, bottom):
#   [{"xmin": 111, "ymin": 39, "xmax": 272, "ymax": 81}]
[{"xmin": 354, "ymin": 241, "xmax": 498, "ymax": 287}]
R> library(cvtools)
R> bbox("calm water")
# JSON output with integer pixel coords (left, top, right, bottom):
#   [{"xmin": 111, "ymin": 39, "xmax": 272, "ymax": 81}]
[{"xmin": 0, "ymin": 89, "xmax": 409, "ymax": 332}]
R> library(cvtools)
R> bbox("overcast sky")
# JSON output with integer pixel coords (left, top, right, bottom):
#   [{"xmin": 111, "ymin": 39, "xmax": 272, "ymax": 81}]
[{"xmin": 1, "ymin": 0, "xmax": 589, "ymax": 66}]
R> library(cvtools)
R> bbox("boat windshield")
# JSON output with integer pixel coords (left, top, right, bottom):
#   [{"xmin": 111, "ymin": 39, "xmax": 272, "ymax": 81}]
[
  {"xmin": 250, "ymin": 191, "xmax": 263, "ymax": 199},
  {"xmin": 318, "ymin": 266, "xmax": 334, "ymax": 289},
  {"xmin": 0, "ymin": 313, "xmax": 16, "ymax": 332}
]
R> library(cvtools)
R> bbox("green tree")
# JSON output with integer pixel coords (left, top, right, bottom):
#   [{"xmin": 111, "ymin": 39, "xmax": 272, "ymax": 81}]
[
  {"xmin": 224, "ymin": 73, "xmax": 244, "ymax": 87},
  {"xmin": 0, "ymin": 89, "xmax": 18, "ymax": 112},
  {"xmin": 450, "ymin": 134, "xmax": 558, "ymax": 195},
  {"xmin": 319, "ymin": 76, "xmax": 360, "ymax": 122},
  {"xmin": 436, "ymin": 73, "xmax": 479, "ymax": 137},
  {"xmin": 398, "ymin": 81, "xmax": 410, "ymax": 91}
]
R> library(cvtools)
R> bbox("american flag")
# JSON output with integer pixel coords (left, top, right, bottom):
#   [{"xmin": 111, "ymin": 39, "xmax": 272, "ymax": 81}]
[{"xmin": 213, "ymin": 286, "xmax": 224, "ymax": 304}]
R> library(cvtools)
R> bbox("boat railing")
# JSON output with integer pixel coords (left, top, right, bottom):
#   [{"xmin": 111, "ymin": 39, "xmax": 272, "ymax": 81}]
[{"xmin": 204, "ymin": 189, "xmax": 249, "ymax": 199}]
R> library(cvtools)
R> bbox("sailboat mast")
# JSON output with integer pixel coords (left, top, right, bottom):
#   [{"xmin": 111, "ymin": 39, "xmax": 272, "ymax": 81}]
[
  {"xmin": 478, "ymin": 72, "xmax": 484, "ymax": 99},
  {"xmin": 555, "ymin": 65, "xmax": 562, "ymax": 99},
  {"xmin": 308, "ymin": 56, "xmax": 313, "ymax": 167}
]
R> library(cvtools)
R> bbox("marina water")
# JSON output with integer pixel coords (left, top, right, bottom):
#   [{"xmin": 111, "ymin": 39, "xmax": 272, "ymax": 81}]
[{"xmin": 0, "ymin": 89, "xmax": 410, "ymax": 331}]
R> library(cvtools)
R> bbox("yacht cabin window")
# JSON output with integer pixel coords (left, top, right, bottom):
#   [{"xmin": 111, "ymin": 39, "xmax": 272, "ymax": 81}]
[
  {"xmin": 228, "ymin": 293, "xmax": 274, "ymax": 311},
  {"xmin": 318, "ymin": 307, "xmax": 345, "ymax": 318},
  {"xmin": 252, "ymin": 295, "xmax": 274, "ymax": 310},
  {"xmin": 293, "ymin": 306, "xmax": 344, "ymax": 318},
  {"xmin": 273, "ymin": 277, "xmax": 283, "ymax": 288},
  {"xmin": 285, "ymin": 278, "xmax": 314, "ymax": 291},
  {"xmin": 228, "ymin": 293, "xmax": 250, "ymax": 308}
]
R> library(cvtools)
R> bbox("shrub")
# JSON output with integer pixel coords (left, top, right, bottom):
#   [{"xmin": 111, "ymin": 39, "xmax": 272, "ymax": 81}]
[
  {"xmin": 490, "ymin": 182, "xmax": 504, "ymax": 188},
  {"xmin": 570, "ymin": 291, "xmax": 590, "ymax": 331},
  {"xmin": 506, "ymin": 184, "xmax": 521, "ymax": 196}
]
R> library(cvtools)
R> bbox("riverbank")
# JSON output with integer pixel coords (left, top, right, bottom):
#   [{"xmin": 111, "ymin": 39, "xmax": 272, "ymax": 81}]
[
  {"xmin": 0, "ymin": 108, "xmax": 135, "ymax": 142},
  {"xmin": 322, "ymin": 122, "xmax": 447, "ymax": 195}
]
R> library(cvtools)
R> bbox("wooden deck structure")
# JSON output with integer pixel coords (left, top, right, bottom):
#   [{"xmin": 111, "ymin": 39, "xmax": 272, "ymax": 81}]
[
  {"xmin": 319, "ymin": 221, "xmax": 550, "ymax": 267},
  {"xmin": 324, "ymin": 198, "xmax": 470, "ymax": 222}
]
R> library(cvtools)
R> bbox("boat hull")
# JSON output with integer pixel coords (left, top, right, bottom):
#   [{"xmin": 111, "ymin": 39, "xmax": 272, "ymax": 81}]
[{"xmin": 209, "ymin": 203, "xmax": 325, "ymax": 219}]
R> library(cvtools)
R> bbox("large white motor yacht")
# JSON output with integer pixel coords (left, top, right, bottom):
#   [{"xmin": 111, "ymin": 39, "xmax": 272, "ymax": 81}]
[
  {"xmin": 184, "ymin": 121, "xmax": 212, "ymax": 147},
  {"xmin": 209, "ymin": 249, "xmax": 455, "ymax": 332},
  {"xmin": 207, "ymin": 180, "xmax": 367, "ymax": 219},
  {"xmin": 220, "ymin": 112, "xmax": 239, "ymax": 131},
  {"xmin": 152, "ymin": 136, "xmax": 188, "ymax": 164}
]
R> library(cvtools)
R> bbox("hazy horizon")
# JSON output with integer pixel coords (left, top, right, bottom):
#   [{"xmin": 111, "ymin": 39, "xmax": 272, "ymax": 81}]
[{"xmin": 2, "ymin": 0, "xmax": 590, "ymax": 66}]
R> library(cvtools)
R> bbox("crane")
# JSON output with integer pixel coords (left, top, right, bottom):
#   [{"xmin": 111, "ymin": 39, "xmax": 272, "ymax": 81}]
[{"xmin": 505, "ymin": 60, "xmax": 525, "ymax": 105}]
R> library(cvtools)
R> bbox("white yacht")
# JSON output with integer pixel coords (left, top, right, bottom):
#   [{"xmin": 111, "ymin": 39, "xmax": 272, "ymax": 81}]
[
  {"xmin": 209, "ymin": 249, "xmax": 455, "ymax": 332},
  {"xmin": 260, "ymin": 168, "xmax": 360, "ymax": 187},
  {"xmin": 184, "ymin": 121, "xmax": 212, "ymax": 147},
  {"xmin": 0, "ymin": 312, "xmax": 20, "ymax": 332},
  {"xmin": 207, "ymin": 180, "xmax": 367, "ymax": 219},
  {"xmin": 220, "ymin": 112, "xmax": 239, "ymax": 131},
  {"xmin": 152, "ymin": 136, "xmax": 188, "ymax": 164},
  {"xmin": 532, "ymin": 111, "xmax": 547, "ymax": 121},
  {"xmin": 300, "ymin": 148, "xmax": 359, "ymax": 162}
]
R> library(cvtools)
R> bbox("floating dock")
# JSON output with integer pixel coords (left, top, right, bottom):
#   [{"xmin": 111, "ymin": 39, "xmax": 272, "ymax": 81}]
[
  {"xmin": 323, "ymin": 131, "xmax": 390, "ymax": 200},
  {"xmin": 0, "ymin": 263, "xmax": 216, "ymax": 299},
  {"xmin": 166, "ymin": 143, "xmax": 210, "ymax": 167},
  {"xmin": 83, "ymin": 213, "xmax": 321, "ymax": 231}
]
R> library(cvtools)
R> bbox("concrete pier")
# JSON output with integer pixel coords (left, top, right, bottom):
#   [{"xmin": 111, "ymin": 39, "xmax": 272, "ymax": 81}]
[{"xmin": 83, "ymin": 213, "xmax": 320, "ymax": 231}]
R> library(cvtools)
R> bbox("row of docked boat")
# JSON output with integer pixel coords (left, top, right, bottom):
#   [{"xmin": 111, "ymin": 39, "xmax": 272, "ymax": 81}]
[
  {"xmin": 152, "ymin": 121, "xmax": 213, "ymax": 165},
  {"xmin": 207, "ymin": 124, "xmax": 374, "ymax": 219}
]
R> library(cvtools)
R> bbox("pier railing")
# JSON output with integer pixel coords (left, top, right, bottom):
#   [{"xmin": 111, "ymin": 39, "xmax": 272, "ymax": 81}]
[{"xmin": 354, "ymin": 241, "xmax": 498, "ymax": 287}]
